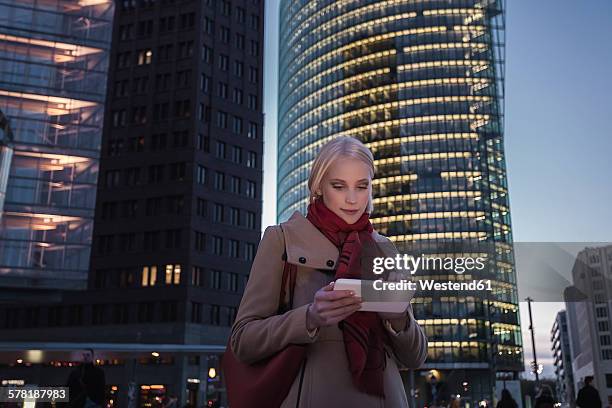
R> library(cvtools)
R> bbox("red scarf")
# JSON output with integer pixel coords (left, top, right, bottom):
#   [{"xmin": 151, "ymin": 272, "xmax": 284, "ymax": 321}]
[{"xmin": 307, "ymin": 199, "xmax": 388, "ymax": 398}]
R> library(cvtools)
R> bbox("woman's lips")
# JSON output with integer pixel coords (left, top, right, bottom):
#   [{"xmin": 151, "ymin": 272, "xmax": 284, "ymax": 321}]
[{"xmin": 341, "ymin": 209, "xmax": 358, "ymax": 215}]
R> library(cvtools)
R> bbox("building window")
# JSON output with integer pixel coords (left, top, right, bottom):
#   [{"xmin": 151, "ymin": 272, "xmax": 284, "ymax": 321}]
[
  {"xmin": 137, "ymin": 49, "xmax": 153, "ymax": 65},
  {"xmin": 230, "ymin": 176, "xmax": 241, "ymax": 194},
  {"xmin": 246, "ymin": 211, "xmax": 256, "ymax": 229},
  {"xmin": 165, "ymin": 229, "xmax": 181, "ymax": 249},
  {"xmin": 151, "ymin": 133, "xmax": 167, "ymax": 150},
  {"xmin": 249, "ymin": 14, "xmax": 259, "ymax": 30},
  {"xmin": 143, "ymin": 231, "xmax": 160, "ymax": 251},
  {"xmin": 216, "ymin": 141, "xmax": 226, "ymax": 158},
  {"xmin": 248, "ymin": 94, "xmax": 257, "ymax": 110},
  {"xmin": 197, "ymin": 165, "xmax": 207, "ymax": 185},
  {"xmin": 246, "ymin": 151, "xmax": 257, "ymax": 168},
  {"xmin": 245, "ymin": 243, "xmax": 255, "ymax": 261},
  {"xmin": 165, "ymin": 264, "xmax": 181, "ymax": 285},
  {"xmin": 229, "ymin": 239, "xmax": 239, "ymax": 258},
  {"xmin": 601, "ymin": 335, "xmax": 611, "ymax": 346},
  {"xmin": 246, "ymin": 180, "xmax": 256, "ymax": 198},
  {"xmin": 235, "ymin": 34, "xmax": 244, "ymax": 50},
  {"xmin": 210, "ymin": 305, "xmax": 220, "ymax": 325},
  {"xmin": 178, "ymin": 41, "xmax": 194, "ymax": 58},
  {"xmin": 249, "ymin": 66, "xmax": 258, "ymax": 83},
  {"xmin": 169, "ymin": 162, "xmax": 186, "ymax": 181},
  {"xmin": 201, "ymin": 74, "xmax": 210, "ymax": 93},
  {"xmin": 248, "ymin": 122, "xmax": 258, "ymax": 139},
  {"xmin": 191, "ymin": 302, "xmax": 202, "ymax": 323},
  {"xmin": 138, "ymin": 302, "xmax": 154, "ymax": 323},
  {"xmin": 195, "ymin": 231, "xmax": 206, "ymax": 252},
  {"xmin": 213, "ymin": 203, "xmax": 224, "ymax": 223},
  {"xmin": 220, "ymin": 26, "xmax": 230, "ymax": 43},
  {"xmin": 192, "ymin": 266, "xmax": 203, "ymax": 286},
  {"xmin": 196, "ymin": 198, "xmax": 207, "ymax": 217},
  {"xmin": 233, "ymin": 88, "xmax": 243, "ymax": 104},
  {"xmin": 204, "ymin": 17, "xmax": 214, "ymax": 34},
  {"xmin": 597, "ymin": 306, "xmax": 609, "ymax": 318},
  {"xmin": 91, "ymin": 305, "xmax": 104, "ymax": 326},
  {"xmin": 160, "ymin": 301, "xmax": 177, "ymax": 322},
  {"xmin": 249, "ymin": 40, "xmax": 259, "ymax": 56},
  {"xmin": 202, "ymin": 45, "xmax": 212, "ymax": 63},
  {"xmin": 116, "ymin": 52, "xmax": 131, "ymax": 69},
  {"xmin": 218, "ymin": 54, "xmax": 229, "ymax": 71},
  {"xmin": 231, "ymin": 146, "xmax": 242, "ymax": 163},
  {"xmin": 233, "ymin": 60, "xmax": 243, "ymax": 77},
  {"xmin": 213, "ymin": 236, "xmax": 223, "ymax": 256},
  {"xmin": 148, "ymin": 165, "xmax": 164, "ymax": 183},
  {"xmin": 221, "ymin": 0, "xmax": 231, "ymax": 16},
  {"xmin": 210, "ymin": 270, "xmax": 221, "ymax": 289},
  {"xmin": 227, "ymin": 272, "xmax": 238, "ymax": 292},
  {"xmin": 236, "ymin": 7, "xmax": 245, "ymax": 23},
  {"xmin": 141, "ymin": 266, "xmax": 158, "ymax": 287},
  {"xmin": 197, "ymin": 134, "xmax": 210, "ymax": 152},
  {"xmin": 217, "ymin": 111, "xmax": 228, "ymax": 128},
  {"xmin": 174, "ymin": 100, "xmax": 191, "ymax": 118},
  {"xmin": 229, "ymin": 207, "xmax": 239, "ymax": 226},
  {"xmin": 232, "ymin": 116, "xmax": 243, "ymax": 134},
  {"xmin": 218, "ymin": 82, "xmax": 228, "ymax": 98},
  {"xmin": 214, "ymin": 171, "xmax": 225, "ymax": 190}
]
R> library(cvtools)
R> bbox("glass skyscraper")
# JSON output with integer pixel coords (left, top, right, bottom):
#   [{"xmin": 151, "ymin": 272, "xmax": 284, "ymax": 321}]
[
  {"xmin": 0, "ymin": 0, "xmax": 113, "ymax": 293},
  {"xmin": 278, "ymin": 0, "xmax": 522, "ymax": 403}
]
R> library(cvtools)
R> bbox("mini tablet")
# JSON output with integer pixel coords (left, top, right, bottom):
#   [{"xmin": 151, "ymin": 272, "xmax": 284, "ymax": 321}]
[{"xmin": 333, "ymin": 278, "xmax": 412, "ymax": 314}]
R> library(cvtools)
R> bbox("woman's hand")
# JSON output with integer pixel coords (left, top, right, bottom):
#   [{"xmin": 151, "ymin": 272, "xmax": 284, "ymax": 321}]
[{"xmin": 306, "ymin": 281, "xmax": 362, "ymax": 330}]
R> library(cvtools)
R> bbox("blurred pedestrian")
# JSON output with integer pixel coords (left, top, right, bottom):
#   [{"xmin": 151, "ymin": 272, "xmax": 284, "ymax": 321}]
[
  {"xmin": 576, "ymin": 376, "xmax": 602, "ymax": 408},
  {"xmin": 496, "ymin": 389, "xmax": 518, "ymax": 408}
]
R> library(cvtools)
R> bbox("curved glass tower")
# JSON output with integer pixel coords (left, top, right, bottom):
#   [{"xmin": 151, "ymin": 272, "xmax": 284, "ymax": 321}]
[
  {"xmin": 278, "ymin": 0, "xmax": 521, "ymax": 403},
  {"xmin": 0, "ymin": 1, "xmax": 113, "ymax": 291}
]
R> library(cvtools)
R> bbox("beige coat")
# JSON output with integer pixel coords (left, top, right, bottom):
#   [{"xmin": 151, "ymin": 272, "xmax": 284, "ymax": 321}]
[{"xmin": 230, "ymin": 211, "xmax": 428, "ymax": 407}]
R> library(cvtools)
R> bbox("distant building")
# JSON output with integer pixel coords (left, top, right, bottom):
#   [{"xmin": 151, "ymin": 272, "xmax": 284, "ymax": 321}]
[
  {"xmin": 565, "ymin": 245, "xmax": 612, "ymax": 405},
  {"xmin": 551, "ymin": 310, "xmax": 576, "ymax": 406}
]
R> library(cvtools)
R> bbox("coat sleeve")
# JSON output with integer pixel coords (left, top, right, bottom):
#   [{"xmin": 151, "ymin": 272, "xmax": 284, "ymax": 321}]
[
  {"xmin": 386, "ymin": 303, "xmax": 428, "ymax": 368},
  {"xmin": 230, "ymin": 225, "xmax": 318, "ymax": 364},
  {"xmin": 380, "ymin": 236, "xmax": 428, "ymax": 368}
]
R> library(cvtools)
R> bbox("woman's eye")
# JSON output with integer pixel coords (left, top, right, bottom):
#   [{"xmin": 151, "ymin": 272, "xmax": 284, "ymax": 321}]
[
  {"xmin": 358, "ymin": 186, "xmax": 368, "ymax": 190},
  {"xmin": 332, "ymin": 185, "xmax": 343, "ymax": 189}
]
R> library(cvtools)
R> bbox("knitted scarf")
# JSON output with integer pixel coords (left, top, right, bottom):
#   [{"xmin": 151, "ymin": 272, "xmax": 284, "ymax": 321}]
[{"xmin": 306, "ymin": 198, "xmax": 388, "ymax": 398}]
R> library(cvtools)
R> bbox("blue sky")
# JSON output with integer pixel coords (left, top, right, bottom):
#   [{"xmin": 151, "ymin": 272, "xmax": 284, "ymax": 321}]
[{"xmin": 262, "ymin": 0, "xmax": 612, "ymax": 378}]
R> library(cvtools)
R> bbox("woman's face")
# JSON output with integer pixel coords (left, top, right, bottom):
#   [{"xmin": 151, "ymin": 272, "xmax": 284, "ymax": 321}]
[{"xmin": 319, "ymin": 156, "xmax": 372, "ymax": 224}]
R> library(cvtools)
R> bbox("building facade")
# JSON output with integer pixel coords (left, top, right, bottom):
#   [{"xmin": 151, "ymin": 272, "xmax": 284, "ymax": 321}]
[
  {"xmin": 551, "ymin": 310, "xmax": 576, "ymax": 407},
  {"xmin": 0, "ymin": 0, "xmax": 264, "ymax": 406},
  {"xmin": 278, "ymin": 0, "xmax": 522, "ymax": 403},
  {"xmin": 0, "ymin": 0, "xmax": 114, "ymax": 296},
  {"xmin": 565, "ymin": 245, "xmax": 612, "ymax": 405}
]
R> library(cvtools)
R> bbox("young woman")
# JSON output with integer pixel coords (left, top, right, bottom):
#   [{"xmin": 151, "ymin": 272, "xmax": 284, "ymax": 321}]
[{"xmin": 230, "ymin": 136, "xmax": 428, "ymax": 407}]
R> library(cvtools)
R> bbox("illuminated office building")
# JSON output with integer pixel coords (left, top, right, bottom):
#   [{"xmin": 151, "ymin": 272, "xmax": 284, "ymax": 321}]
[
  {"xmin": 0, "ymin": 1, "xmax": 114, "ymax": 295},
  {"xmin": 278, "ymin": 0, "xmax": 522, "ymax": 402}
]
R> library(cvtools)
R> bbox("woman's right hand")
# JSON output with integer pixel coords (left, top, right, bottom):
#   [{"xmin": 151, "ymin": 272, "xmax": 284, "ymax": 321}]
[{"xmin": 306, "ymin": 281, "xmax": 363, "ymax": 330}]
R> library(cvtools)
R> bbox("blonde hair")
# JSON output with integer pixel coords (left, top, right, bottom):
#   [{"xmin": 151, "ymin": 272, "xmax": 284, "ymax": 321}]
[{"xmin": 308, "ymin": 136, "xmax": 375, "ymax": 213}]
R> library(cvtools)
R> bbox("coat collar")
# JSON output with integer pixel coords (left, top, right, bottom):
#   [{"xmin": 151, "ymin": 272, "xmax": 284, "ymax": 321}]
[{"xmin": 280, "ymin": 211, "xmax": 391, "ymax": 271}]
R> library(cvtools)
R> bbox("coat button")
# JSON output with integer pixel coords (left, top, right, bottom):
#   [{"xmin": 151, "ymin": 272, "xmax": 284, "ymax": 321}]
[
  {"xmin": 299, "ymin": 257, "xmax": 306, "ymax": 264},
  {"xmin": 326, "ymin": 260, "xmax": 334, "ymax": 267}
]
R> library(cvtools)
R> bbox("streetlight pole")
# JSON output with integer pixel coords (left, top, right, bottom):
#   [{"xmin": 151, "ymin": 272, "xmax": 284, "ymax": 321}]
[{"xmin": 525, "ymin": 297, "xmax": 539, "ymax": 384}]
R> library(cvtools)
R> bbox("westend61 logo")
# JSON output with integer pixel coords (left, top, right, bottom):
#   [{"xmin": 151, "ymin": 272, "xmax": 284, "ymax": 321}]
[{"xmin": 370, "ymin": 254, "xmax": 493, "ymax": 292}]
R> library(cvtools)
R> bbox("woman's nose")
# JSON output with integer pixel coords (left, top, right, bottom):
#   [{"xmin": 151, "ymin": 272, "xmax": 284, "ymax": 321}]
[{"xmin": 346, "ymin": 191, "xmax": 357, "ymax": 204}]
